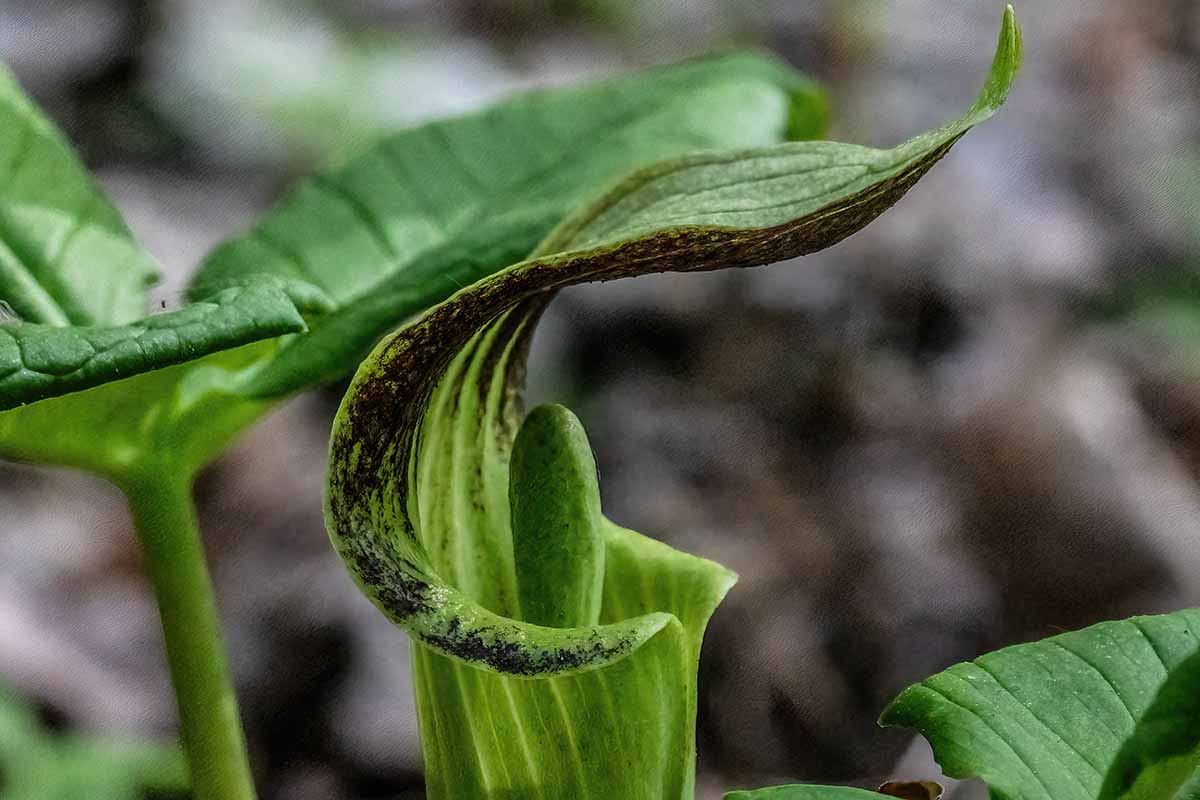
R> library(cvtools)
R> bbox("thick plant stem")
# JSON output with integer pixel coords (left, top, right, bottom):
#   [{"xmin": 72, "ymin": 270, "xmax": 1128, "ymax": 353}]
[{"xmin": 123, "ymin": 473, "xmax": 256, "ymax": 800}]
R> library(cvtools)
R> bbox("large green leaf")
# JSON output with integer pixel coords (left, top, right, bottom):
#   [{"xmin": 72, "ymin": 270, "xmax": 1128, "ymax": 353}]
[
  {"xmin": 192, "ymin": 50, "xmax": 827, "ymax": 399},
  {"xmin": 324, "ymin": 8, "xmax": 1019, "ymax": 799},
  {"xmin": 0, "ymin": 340, "xmax": 283, "ymax": 478},
  {"xmin": 881, "ymin": 609, "xmax": 1200, "ymax": 800}
]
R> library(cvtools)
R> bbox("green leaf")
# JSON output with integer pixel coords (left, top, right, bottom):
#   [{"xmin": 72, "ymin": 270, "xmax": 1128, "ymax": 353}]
[
  {"xmin": 0, "ymin": 337, "xmax": 286, "ymax": 478},
  {"xmin": 726, "ymin": 781, "xmax": 944, "ymax": 799},
  {"xmin": 0, "ymin": 276, "xmax": 329, "ymax": 411},
  {"xmin": 1179, "ymin": 769, "xmax": 1200, "ymax": 800},
  {"xmin": 325, "ymin": 8, "xmax": 1019, "ymax": 799},
  {"xmin": 192, "ymin": 50, "xmax": 827, "ymax": 399},
  {"xmin": 724, "ymin": 787, "xmax": 892, "ymax": 799},
  {"xmin": 0, "ymin": 61, "xmax": 330, "ymax": 475},
  {"xmin": 1088, "ymin": 263, "xmax": 1200, "ymax": 379},
  {"xmin": 0, "ymin": 276, "xmax": 331, "ymax": 478},
  {"xmin": 0, "ymin": 64, "xmax": 158, "ymax": 327},
  {"xmin": 0, "ymin": 682, "xmax": 187, "ymax": 800},
  {"xmin": 880, "ymin": 609, "xmax": 1200, "ymax": 800},
  {"xmin": 1100, "ymin": 648, "xmax": 1200, "ymax": 799}
]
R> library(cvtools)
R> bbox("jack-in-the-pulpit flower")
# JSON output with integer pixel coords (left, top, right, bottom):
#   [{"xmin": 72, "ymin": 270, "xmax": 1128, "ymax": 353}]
[{"xmin": 324, "ymin": 8, "xmax": 1021, "ymax": 799}]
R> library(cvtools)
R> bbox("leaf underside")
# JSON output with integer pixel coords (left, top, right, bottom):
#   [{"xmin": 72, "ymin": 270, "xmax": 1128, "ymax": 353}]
[
  {"xmin": 325, "ymin": 8, "xmax": 1019, "ymax": 799},
  {"xmin": 881, "ymin": 609, "xmax": 1200, "ymax": 800},
  {"xmin": 193, "ymin": 50, "xmax": 827, "ymax": 399}
]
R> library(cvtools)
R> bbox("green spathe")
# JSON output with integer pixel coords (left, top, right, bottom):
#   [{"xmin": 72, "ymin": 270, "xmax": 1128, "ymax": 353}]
[{"xmin": 324, "ymin": 7, "xmax": 1020, "ymax": 798}]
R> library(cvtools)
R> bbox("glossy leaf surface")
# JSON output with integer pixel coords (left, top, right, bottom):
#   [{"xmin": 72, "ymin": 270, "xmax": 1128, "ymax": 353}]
[
  {"xmin": 726, "ymin": 782, "xmax": 942, "ymax": 799},
  {"xmin": 882, "ymin": 609, "xmax": 1200, "ymax": 800}
]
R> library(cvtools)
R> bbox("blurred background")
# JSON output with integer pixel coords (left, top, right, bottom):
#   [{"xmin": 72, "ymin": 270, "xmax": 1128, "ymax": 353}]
[{"xmin": 1, "ymin": 0, "xmax": 1199, "ymax": 797}]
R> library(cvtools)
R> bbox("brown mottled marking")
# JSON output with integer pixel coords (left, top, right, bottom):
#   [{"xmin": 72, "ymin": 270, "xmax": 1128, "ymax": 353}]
[
  {"xmin": 326, "ymin": 136, "xmax": 966, "ymax": 673},
  {"xmin": 877, "ymin": 780, "xmax": 943, "ymax": 799},
  {"xmin": 325, "ymin": 5, "xmax": 1022, "ymax": 667}
]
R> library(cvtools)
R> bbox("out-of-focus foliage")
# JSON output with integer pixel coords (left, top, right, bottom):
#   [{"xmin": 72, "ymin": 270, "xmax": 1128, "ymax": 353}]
[
  {"xmin": 149, "ymin": 0, "xmax": 521, "ymax": 164},
  {"xmin": 0, "ymin": 682, "xmax": 186, "ymax": 800},
  {"xmin": 1094, "ymin": 83, "xmax": 1200, "ymax": 364}
]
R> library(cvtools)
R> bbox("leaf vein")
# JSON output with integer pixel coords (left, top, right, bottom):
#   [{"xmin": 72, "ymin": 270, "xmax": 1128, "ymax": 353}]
[{"xmin": 972, "ymin": 660, "xmax": 1105, "ymax": 781}]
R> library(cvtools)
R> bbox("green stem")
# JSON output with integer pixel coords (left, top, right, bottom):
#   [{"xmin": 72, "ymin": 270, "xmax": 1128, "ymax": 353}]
[{"xmin": 122, "ymin": 472, "xmax": 256, "ymax": 800}]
